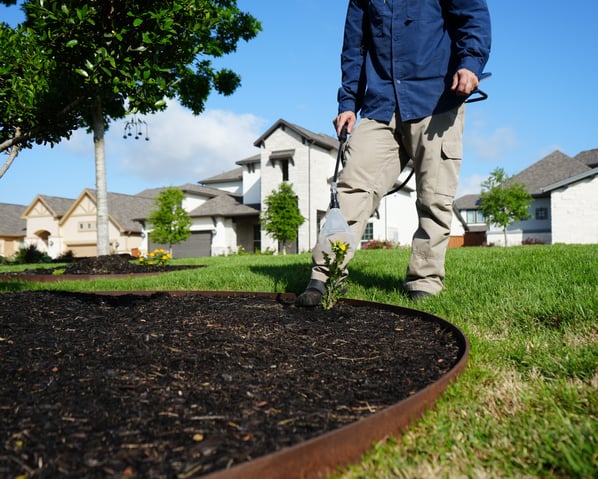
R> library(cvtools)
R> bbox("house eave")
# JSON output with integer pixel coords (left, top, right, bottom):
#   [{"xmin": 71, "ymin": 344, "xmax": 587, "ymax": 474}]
[{"xmin": 540, "ymin": 167, "xmax": 598, "ymax": 193}]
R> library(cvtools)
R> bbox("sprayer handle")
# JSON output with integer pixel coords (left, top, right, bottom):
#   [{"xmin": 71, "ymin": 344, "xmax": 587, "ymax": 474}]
[{"xmin": 338, "ymin": 124, "xmax": 348, "ymax": 143}]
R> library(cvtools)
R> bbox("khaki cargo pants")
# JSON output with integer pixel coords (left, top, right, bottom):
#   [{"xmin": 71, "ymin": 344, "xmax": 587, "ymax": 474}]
[{"xmin": 311, "ymin": 105, "xmax": 465, "ymax": 295}]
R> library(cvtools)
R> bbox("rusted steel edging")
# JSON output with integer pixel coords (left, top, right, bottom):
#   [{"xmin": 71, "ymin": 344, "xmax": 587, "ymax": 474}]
[{"xmin": 85, "ymin": 290, "xmax": 470, "ymax": 479}]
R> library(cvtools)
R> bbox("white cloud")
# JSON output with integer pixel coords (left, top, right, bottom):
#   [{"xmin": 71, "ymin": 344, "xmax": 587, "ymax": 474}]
[
  {"xmin": 109, "ymin": 102, "xmax": 267, "ymax": 183},
  {"xmin": 465, "ymin": 126, "xmax": 519, "ymax": 162},
  {"xmin": 457, "ymin": 173, "xmax": 487, "ymax": 198}
]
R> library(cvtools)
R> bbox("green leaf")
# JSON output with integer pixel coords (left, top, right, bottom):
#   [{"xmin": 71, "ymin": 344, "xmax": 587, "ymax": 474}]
[
  {"xmin": 133, "ymin": 18, "xmax": 143, "ymax": 27},
  {"xmin": 66, "ymin": 39, "xmax": 78, "ymax": 48},
  {"xmin": 74, "ymin": 68, "xmax": 89, "ymax": 78}
]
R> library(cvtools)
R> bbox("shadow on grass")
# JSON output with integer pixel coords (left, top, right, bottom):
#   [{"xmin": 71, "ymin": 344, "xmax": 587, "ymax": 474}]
[{"xmin": 250, "ymin": 260, "xmax": 407, "ymax": 295}]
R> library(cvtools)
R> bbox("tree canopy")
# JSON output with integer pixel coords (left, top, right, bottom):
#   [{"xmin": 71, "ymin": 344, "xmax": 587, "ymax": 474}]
[
  {"xmin": 480, "ymin": 167, "xmax": 533, "ymax": 246},
  {"xmin": 1, "ymin": 0, "xmax": 260, "ymax": 254},
  {"xmin": 2, "ymin": 0, "xmax": 260, "ymax": 159},
  {"xmin": 261, "ymin": 183, "xmax": 305, "ymax": 255}
]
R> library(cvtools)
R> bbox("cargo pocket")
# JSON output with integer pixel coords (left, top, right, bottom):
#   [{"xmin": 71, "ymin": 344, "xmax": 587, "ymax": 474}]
[{"xmin": 435, "ymin": 140, "xmax": 462, "ymax": 198}]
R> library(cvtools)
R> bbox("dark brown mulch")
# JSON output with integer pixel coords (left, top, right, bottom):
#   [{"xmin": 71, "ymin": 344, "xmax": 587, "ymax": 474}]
[
  {"xmin": 0, "ymin": 267, "xmax": 462, "ymax": 478},
  {"xmin": 6, "ymin": 254, "xmax": 201, "ymax": 276}
]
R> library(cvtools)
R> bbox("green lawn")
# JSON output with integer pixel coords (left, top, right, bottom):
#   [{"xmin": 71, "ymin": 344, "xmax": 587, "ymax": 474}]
[{"xmin": 1, "ymin": 244, "xmax": 596, "ymax": 478}]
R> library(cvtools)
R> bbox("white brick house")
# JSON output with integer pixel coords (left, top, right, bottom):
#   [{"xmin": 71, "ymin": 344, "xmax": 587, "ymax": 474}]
[
  {"xmin": 456, "ymin": 149, "xmax": 598, "ymax": 246},
  {"xmin": 204, "ymin": 119, "xmax": 419, "ymax": 254},
  {"xmin": 545, "ymin": 169, "xmax": 598, "ymax": 244}
]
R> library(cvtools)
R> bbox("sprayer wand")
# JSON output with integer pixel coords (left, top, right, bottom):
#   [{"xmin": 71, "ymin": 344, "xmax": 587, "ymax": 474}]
[{"xmin": 330, "ymin": 125, "xmax": 348, "ymax": 209}]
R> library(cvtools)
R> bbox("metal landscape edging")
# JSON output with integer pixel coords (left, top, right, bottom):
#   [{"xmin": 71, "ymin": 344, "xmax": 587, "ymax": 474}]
[{"xmin": 90, "ymin": 290, "xmax": 469, "ymax": 479}]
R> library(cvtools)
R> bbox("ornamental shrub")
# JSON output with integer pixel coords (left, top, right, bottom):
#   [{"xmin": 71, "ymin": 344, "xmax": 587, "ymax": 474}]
[{"xmin": 361, "ymin": 239, "xmax": 398, "ymax": 250}]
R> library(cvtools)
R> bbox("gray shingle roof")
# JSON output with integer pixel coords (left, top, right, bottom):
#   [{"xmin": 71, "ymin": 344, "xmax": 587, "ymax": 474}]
[
  {"xmin": 454, "ymin": 194, "xmax": 481, "ymax": 209},
  {"xmin": 136, "ymin": 183, "xmax": 231, "ymax": 199},
  {"xmin": 574, "ymin": 149, "xmax": 598, "ymax": 168},
  {"xmin": 84, "ymin": 189, "xmax": 156, "ymax": 233},
  {"xmin": 200, "ymin": 167, "xmax": 243, "ymax": 185},
  {"xmin": 29, "ymin": 195, "xmax": 76, "ymax": 218},
  {"xmin": 188, "ymin": 195, "xmax": 260, "ymax": 218},
  {"xmin": 0, "ymin": 203, "xmax": 27, "ymax": 236},
  {"xmin": 508, "ymin": 150, "xmax": 591, "ymax": 196},
  {"xmin": 236, "ymin": 154, "xmax": 261, "ymax": 166}
]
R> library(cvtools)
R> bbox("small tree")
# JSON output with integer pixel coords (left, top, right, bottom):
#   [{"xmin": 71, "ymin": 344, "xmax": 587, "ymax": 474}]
[
  {"xmin": 148, "ymin": 188, "xmax": 191, "ymax": 254},
  {"xmin": 480, "ymin": 167, "xmax": 533, "ymax": 246},
  {"xmin": 261, "ymin": 183, "xmax": 305, "ymax": 255}
]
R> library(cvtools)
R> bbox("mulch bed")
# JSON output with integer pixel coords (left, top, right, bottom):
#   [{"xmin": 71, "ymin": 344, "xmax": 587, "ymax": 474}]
[
  {"xmin": 1, "ymin": 254, "xmax": 200, "ymax": 278},
  {"xmin": 0, "ymin": 257, "xmax": 463, "ymax": 478}
]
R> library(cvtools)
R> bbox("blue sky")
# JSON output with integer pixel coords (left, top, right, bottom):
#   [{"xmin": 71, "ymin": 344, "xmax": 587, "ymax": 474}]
[{"xmin": 1, "ymin": 0, "xmax": 597, "ymax": 206}]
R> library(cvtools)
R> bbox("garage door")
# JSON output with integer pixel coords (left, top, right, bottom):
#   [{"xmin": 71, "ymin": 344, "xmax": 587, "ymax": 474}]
[
  {"xmin": 150, "ymin": 231, "xmax": 212, "ymax": 258},
  {"xmin": 67, "ymin": 244, "xmax": 97, "ymax": 258}
]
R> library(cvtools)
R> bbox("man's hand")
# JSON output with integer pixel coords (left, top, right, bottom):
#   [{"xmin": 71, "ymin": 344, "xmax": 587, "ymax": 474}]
[
  {"xmin": 451, "ymin": 68, "xmax": 479, "ymax": 96},
  {"xmin": 333, "ymin": 111, "xmax": 357, "ymax": 138}
]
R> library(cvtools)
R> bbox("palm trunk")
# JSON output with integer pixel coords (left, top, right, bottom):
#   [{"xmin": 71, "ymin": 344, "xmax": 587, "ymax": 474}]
[{"xmin": 91, "ymin": 97, "xmax": 110, "ymax": 256}]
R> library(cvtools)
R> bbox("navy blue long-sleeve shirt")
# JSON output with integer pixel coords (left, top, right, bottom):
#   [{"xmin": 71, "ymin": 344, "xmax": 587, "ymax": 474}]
[{"xmin": 338, "ymin": 0, "xmax": 491, "ymax": 122}]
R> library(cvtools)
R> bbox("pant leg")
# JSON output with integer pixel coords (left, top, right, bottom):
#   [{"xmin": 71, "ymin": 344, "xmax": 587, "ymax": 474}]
[
  {"xmin": 400, "ymin": 105, "xmax": 465, "ymax": 294},
  {"xmin": 310, "ymin": 116, "xmax": 404, "ymax": 283}
]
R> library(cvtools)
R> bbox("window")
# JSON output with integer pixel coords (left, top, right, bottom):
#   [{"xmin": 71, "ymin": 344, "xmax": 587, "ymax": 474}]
[
  {"xmin": 280, "ymin": 159, "xmax": 289, "ymax": 182},
  {"xmin": 78, "ymin": 222, "xmax": 96, "ymax": 232},
  {"xmin": 466, "ymin": 209, "xmax": 485, "ymax": 224},
  {"xmin": 361, "ymin": 223, "xmax": 374, "ymax": 243},
  {"xmin": 535, "ymin": 207, "xmax": 548, "ymax": 220},
  {"xmin": 253, "ymin": 224, "xmax": 261, "ymax": 253}
]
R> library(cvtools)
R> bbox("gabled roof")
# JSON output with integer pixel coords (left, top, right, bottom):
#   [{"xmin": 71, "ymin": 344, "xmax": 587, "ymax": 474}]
[
  {"xmin": 22, "ymin": 194, "xmax": 75, "ymax": 219},
  {"xmin": 253, "ymin": 119, "xmax": 338, "ymax": 151},
  {"xmin": 62, "ymin": 189, "xmax": 155, "ymax": 233},
  {"xmin": 574, "ymin": 148, "xmax": 598, "ymax": 168},
  {"xmin": 188, "ymin": 194, "xmax": 260, "ymax": 218},
  {"xmin": 0, "ymin": 203, "xmax": 27, "ymax": 236},
  {"xmin": 508, "ymin": 150, "xmax": 591, "ymax": 196},
  {"xmin": 200, "ymin": 167, "xmax": 243, "ymax": 185}
]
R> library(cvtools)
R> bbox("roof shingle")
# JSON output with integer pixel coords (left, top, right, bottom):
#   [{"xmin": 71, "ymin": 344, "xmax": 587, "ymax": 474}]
[
  {"xmin": 0, "ymin": 203, "xmax": 27, "ymax": 236},
  {"xmin": 508, "ymin": 150, "xmax": 590, "ymax": 195}
]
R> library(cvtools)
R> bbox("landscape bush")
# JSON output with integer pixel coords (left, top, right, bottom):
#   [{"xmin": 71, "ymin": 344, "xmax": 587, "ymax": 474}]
[{"xmin": 12, "ymin": 244, "xmax": 52, "ymax": 265}]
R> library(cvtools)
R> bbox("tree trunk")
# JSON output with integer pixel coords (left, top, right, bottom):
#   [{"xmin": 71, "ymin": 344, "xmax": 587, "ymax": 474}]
[
  {"xmin": 0, "ymin": 128, "xmax": 22, "ymax": 180},
  {"xmin": 91, "ymin": 97, "xmax": 110, "ymax": 256},
  {"xmin": 503, "ymin": 227, "xmax": 508, "ymax": 247}
]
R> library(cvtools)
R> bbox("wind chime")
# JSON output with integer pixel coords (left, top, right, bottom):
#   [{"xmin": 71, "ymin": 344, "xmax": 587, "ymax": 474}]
[{"xmin": 122, "ymin": 115, "xmax": 149, "ymax": 141}]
